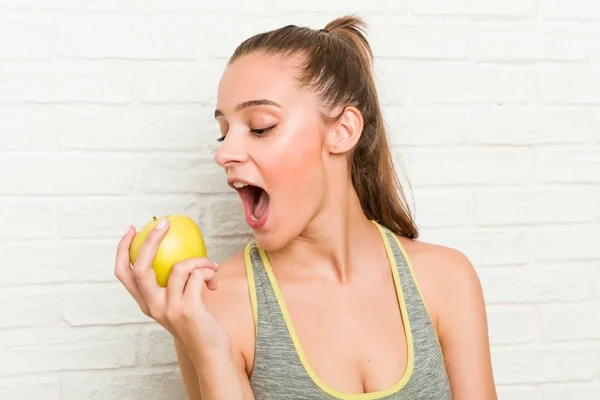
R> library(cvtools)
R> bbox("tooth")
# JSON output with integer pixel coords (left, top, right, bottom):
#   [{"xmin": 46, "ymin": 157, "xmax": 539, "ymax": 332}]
[{"xmin": 232, "ymin": 182, "xmax": 247, "ymax": 188}]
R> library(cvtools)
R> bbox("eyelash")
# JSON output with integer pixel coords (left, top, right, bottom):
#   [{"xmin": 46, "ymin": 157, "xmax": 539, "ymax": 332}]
[{"xmin": 216, "ymin": 124, "xmax": 277, "ymax": 142}]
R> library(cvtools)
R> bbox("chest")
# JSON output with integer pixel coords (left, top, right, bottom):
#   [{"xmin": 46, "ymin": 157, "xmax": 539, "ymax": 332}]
[{"xmin": 274, "ymin": 273, "xmax": 410, "ymax": 394}]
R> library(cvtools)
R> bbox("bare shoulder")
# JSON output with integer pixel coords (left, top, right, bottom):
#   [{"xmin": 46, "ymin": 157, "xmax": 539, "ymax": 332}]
[
  {"xmin": 201, "ymin": 247, "xmax": 255, "ymax": 372},
  {"xmin": 396, "ymin": 236, "xmax": 497, "ymax": 397},
  {"xmin": 395, "ymin": 235, "xmax": 484, "ymax": 331},
  {"xmin": 202, "ymin": 248, "xmax": 251, "ymax": 310}
]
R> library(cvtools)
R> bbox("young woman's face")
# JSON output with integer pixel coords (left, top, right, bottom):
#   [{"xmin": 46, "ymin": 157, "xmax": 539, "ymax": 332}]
[{"xmin": 213, "ymin": 52, "xmax": 329, "ymax": 251}]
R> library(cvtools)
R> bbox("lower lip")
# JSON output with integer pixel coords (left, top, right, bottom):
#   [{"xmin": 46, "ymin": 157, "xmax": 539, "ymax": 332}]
[{"xmin": 244, "ymin": 203, "xmax": 269, "ymax": 230}]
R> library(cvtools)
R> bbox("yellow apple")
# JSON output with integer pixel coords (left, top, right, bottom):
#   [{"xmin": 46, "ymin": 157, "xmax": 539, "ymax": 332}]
[{"xmin": 129, "ymin": 214, "xmax": 207, "ymax": 287}]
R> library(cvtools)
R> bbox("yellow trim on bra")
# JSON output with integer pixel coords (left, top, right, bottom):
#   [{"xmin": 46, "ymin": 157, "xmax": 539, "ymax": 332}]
[
  {"xmin": 386, "ymin": 232, "xmax": 433, "ymax": 319},
  {"xmin": 257, "ymin": 220, "xmax": 414, "ymax": 399},
  {"xmin": 244, "ymin": 243, "xmax": 258, "ymax": 338}
]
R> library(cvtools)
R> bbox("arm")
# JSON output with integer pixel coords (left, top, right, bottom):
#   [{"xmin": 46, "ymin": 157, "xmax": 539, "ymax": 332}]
[
  {"xmin": 116, "ymin": 224, "xmax": 254, "ymax": 399},
  {"xmin": 437, "ymin": 250, "xmax": 497, "ymax": 400},
  {"xmin": 174, "ymin": 333, "xmax": 254, "ymax": 400},
  {"xmin": 173, "ymin": 251, "xmax": 256, "ymax": 400},
  {"xmin": 175, "ymin": 338, "xmax": 202, "ymax": 399}
]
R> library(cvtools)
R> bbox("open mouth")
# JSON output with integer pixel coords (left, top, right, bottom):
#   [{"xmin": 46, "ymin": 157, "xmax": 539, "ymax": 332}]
[{"xmin": 232, "ymin": 182, "xmax": 270, "ymax": 222}]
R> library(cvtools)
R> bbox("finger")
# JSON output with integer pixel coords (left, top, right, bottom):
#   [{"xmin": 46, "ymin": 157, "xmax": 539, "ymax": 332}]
[
  {"xmin": 115, "ymin": 225, "xmax": 135, "ymax": 275},
  {"xmin": 114, "ymin": 226, "xmax": 148, "ymax": 311},
  {"xmin": 167, "ymin": 258, "xmax": 220, "ymax": 303},
  {"xmin": 184, "ymin": 268, "xmax": 216, "ymax": 303},
  {"xmin": 166, "ymin": 263, "xmax": 195, "ymax": 306},
  {"xmin": 132, "ymin": 219, "xmax": 170, "ymax": 298},
  {"xmin": 206, "ymin": 273, "xmax": 218, "ymax": 291}
]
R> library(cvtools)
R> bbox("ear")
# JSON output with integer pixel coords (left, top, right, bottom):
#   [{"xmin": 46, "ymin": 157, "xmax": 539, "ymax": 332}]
[{"xmin": 325, "ymin": 106, "xmax": 363, "ymax": 154}]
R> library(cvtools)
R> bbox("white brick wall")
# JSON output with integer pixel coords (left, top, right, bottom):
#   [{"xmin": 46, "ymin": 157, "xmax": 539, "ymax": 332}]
[{"xmin": 0, "ymin": 1, "xmax": 598, "ymax": 399}]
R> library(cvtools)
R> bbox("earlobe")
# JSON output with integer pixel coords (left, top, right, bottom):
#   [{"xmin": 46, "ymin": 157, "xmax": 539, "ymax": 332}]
[{"xmin": 327, "ymin": 105, "xmax": 363, "ymax": 154}]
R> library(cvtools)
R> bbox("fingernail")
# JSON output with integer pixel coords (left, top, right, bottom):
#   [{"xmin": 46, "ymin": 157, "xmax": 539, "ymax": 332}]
[
  {"xmin": 123, "ymin": 225, "xmax": 131, "ymax": 236},
  {"xmin": 155, "ymin": 219, "xmax": 167, "ymax": 230}
]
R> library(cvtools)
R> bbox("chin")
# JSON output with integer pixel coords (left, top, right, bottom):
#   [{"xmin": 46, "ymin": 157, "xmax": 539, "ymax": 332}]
[
  {"xmin": 252, "ymin": 230, "xmax": 286, "ymax": 252},
  {"xmin": 251, "ymin": 217, "xmax": 304, "ymax": 252}
]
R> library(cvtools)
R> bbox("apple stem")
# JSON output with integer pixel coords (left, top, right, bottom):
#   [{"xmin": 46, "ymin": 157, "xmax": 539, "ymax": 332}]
[{"xmin": 153, "ymin": 216, "xmax": 157, "ymax": 221}]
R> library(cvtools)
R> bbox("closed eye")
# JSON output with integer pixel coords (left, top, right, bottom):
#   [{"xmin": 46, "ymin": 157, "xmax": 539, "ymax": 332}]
[
  {"xmin": 216, "ymin": 124, "xmax": 277, "ymax": 143},
  {"xmin": 251, "ymin": 124, "xmax": 276, "ymax": 136}
]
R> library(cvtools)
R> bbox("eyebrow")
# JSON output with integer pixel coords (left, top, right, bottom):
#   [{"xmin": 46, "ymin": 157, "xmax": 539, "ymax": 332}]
[{"xmin": 214, "ymin": 99, "xmax": 282, "ymax": 118}]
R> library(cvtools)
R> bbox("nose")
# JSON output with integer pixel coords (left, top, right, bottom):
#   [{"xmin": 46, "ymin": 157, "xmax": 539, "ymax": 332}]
[{"xmin": 213, "ymin": 132, "xmax": 249, "ymax": 168}]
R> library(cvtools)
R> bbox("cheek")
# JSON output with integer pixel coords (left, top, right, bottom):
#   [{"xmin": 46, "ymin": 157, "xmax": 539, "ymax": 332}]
[{"xmin": 262, "ymin": 122, "xmax": 326, "ymax": 209}]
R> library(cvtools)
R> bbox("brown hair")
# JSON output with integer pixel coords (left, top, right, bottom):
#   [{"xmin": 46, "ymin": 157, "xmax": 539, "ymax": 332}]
[{"xmin": 229, "ymin": 15, "xmax": 419, "ymax": 239}]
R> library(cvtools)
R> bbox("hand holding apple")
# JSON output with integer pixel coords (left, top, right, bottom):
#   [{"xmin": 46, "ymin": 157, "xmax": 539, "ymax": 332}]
[
  {"xmin": 114, "ymin": 215, "xmax": 232, "ymax": 360},
  {"xmin": 129, "ymin": 214, "xmax": 207, "ymax": 287}
]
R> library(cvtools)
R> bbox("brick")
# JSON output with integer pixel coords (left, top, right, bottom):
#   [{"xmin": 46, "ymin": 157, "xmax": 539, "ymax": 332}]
[
  {"xmin": 542, "ymin": 383, "xmax": 600, "ymax": 400},
  {"xmin": 537, "ymin": 70, "xmax": 600, "ymax": 104},
  {"xmin": 0, "ymin": 105, "xmax": 59, "ymax": 149},
  {"xmin": 204, "ymin": 236, "xmax": 252, "ymax": 264},
  {"xmin": 540, "ymin": 302, "xmax": 600, "ymax": 341},
  {"xmin": 58, "ymin": 105, "xmax": 215, "ymax": 151},
  {"xmin": 0, "ymin": 155, "xmax": 135, "ymax": 195},
  {"xmin": 411, "ymin": 189, "xmax": 470, "ymax": 228},
  {"xmin": 401, "ymin": 147, "xmax": 532, "ymax": 186},
  {"xmin": 374, "ymin": 60, "xmax": 405, "ymax": 105},
  {"xmin": 207, "ymin": 195, "xmax": 249, "ymax": 236},
  {"xmin": 478, "ymin": 263, "xmax": 595, "ymax": 303},
  {"xmin": 0, "ymin": 16, "xmax": 57, "ymax": 59},
  {"xmin": 406, "ymin": 66, "xmax": 535, "ymax": 104},
  {"xmin": 0, "ymin": 12, "xmax": 202, "ymax": 62},
  {"xmin": 58, "ymin": 197, "xmax": 203, "ymax": 239},
  {"xmin": 57, "ymin": 15, "xmax": 204, "ymax": 60},
  {"xmin": 0, "ymin": 376, "xmax": 60, "ymax": 400},
  {"xmin": 0, "ymin": 241, "xmax": 116, "ymax": 285},
  {"xmin": 0, "ymin": 0, "xmax": 123, "ymax": 10},
  {"xmin": 473, "ymin": 23, "xmax": 592, "ymax": 62},
  {"xmin": 0, "ymin": 61, "xmax": 133, "ymax": 104},
  {"xmin": 535, "ymin": 25, "xmax": 594, "ymax": 61},
  {"xmin": 594, "ymin": 261, "xmax": 600, "ymax": 301},
  {"xmin": 536, "ymin": 146, "xmax": 600, "ymax": 184},
  {"xmin": 137, "ymin": 325, "xmax": 178, "ymax": 366},
  {"xmin": 385, "ymin": 106, "xmax": 469, "ymax": 146},
  {"xmin": 134, "ymin": 61, "xmax": 222, "ymax": 104},
  {"xmin": 199, "ymin": 15, "xmax": 271, "ymax": 59},
  {"xmin": 141, "ymin": 157, "xmax": 229, "ymax": 194},
  {"xmin": 62, "ymin": 283, "xmax": 152, "ymax": 326},
  {"xmin": 413, "ymin": 0, "xmax": 537, "ymax": 17},
  {"xmin": 595, "ymin": 34, "xmax": 600, "ymax": 64},
  {"xmin": 496, "ymin": 385, "xmax": 538, "ymax": 400},
  {"xmin": 274, "ymin": 0, "xmax": 405, "ymax": 13},
  {"xmin": 491, "ymin": 345, "xmax": 599, "ymax": 384},
  {"xmin": 140, "ymin": 0, "xmax": 272, "ymax": 13},
  {"xmin": 538, "ymin": 224, "xmax": 600, "ymax": 260},
  {"xmin": 369, "ymin": 24, "xmax": 469, "ymax": 60},
  {"xmin": 0, "ymin": 0, "xmax": 270, "ymax": 12},
  {"xmin": 474, "ymin": 188, "xmax": 598, "ymax": 225},
  {"xmin": 541, "ymin": 0, "xmax": 600, "ymax": 20},
  {"xmin": 596, "ymin": 189, "xmax": 600, "ymax": 219},
  {"xmin": 0, "ymin": 326, "xmax": 136, "ymax": 375},
  {"xmin": 0, "ymin": 287, "xmax": 62, "ymax": 328},
  {"xmin": 0, "ymin": 199, "xmax": 55, "ymax": 239},
  {"xmin": 472, "ymin": 106, "xmax": 598, "ymax": 145},
  {"xmin": 473, "ymin": 24, "xmax": 534, "ymax": 62},
  {"xmin": 487, "ymin": 306, "xmax": 537, "ymax": 344},
  {"xmin": 61, "ymin": 367, "xmax": 186, "ymax": 400},
  {"xmin": 420, "ymin": 227, "xmax": 533, "ymax": 267}
]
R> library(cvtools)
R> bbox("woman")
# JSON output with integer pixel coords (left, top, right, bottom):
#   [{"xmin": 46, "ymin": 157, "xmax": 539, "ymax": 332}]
[{"xmin": 115, "ymin": 15, "xmax": 497, "ymax": 399}]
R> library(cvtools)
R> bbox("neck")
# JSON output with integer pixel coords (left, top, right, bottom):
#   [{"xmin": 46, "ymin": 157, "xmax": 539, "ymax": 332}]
[{"xmin": 269, "ymin": 179, "xmax": 381, "ymax": 283}]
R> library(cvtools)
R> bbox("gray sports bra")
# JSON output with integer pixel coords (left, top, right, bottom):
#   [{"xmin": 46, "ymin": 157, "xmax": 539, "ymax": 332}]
[{"xmin": 243, "ymin": 221, "xmax": 452, "ymax": 399}]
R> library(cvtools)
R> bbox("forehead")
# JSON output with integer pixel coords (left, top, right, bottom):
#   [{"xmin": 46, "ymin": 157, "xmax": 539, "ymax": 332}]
[{"xmin": 216, "ymin": 52, "xmax": 307, "ymax": 110}]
